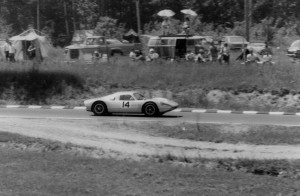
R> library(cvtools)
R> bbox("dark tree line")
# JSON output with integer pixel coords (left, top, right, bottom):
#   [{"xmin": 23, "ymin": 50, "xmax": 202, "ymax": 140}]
[{"xmin": 0, "ymin": 0, "xmax": 299, "ymax": 46}]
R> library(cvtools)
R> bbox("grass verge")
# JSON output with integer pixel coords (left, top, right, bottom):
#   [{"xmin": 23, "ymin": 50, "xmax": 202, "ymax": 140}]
[
  {"xmin": 0, "ymin": 49, "xmax": 300, "ymax": 111},
  {"xmin": 0, "ymin": 131, "xmax": 300, "ymax": 196}
]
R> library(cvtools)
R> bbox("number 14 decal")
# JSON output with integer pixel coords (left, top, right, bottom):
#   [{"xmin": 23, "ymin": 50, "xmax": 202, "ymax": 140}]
[{"xmin": 122, "ymin": 102, "xmax": 130, "ymax": 108}]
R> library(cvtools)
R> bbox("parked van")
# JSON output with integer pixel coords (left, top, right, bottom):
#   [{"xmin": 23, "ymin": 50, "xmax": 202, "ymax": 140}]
[{"xmin": 147, "ymin": 35, "xmax": 211, "ymax": 59}]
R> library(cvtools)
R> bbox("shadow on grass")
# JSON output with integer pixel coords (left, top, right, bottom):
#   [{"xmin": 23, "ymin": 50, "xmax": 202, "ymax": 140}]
[{"xmin": 0, "ymin": 70, "xmax": 84, "ymax": 104}]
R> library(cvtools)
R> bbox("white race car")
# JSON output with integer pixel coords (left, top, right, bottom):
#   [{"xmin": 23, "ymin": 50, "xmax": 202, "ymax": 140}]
[{"xmin": 84, "ymin": 91, "xmax": 178, "ymax": 116}]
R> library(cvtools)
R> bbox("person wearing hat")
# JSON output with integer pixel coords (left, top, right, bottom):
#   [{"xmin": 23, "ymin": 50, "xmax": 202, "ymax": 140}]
[
  {"xmin": 147, "ymin": 48, "xmax": 159, "ymax": 61},
  {"xmin": 194, "ymin": 48, "xmax": 207, "ymax": 63}
]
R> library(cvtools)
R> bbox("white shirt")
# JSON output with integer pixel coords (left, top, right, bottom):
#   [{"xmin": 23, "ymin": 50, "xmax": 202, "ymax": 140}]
[
  {"xmin": 8, "ymin": 45, "xmax": 16, "ymax": 54},
  {"xmin": 129, "ymin": 51, "xmax": 136, "ymax": 59},
  {"xmin": 246, "ymin": 53, "xmax": 258, "ymax": 62},
  {"xmin": 149, "ymin": 52, "xmax": 159, "ymax": 60},
  {"xmin": 262, "ymin": 54, "xmax": 272, "ymax": 62},
  {"xmin": 4, "ymin": 43, "xmax": 9, "ymax": 52}
]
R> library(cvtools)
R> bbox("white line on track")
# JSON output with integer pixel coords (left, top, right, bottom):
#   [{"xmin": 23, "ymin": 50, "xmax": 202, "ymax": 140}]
[
  {"xmin": 269, "ymin": 112, "xmax": 285, "ymax": 115},
  {"xmin": 192, "ymin": 109, "xmax": 207, "ymax": 113},
  {"xmin": 6, "ymin": 105, "xmax": 21, "ymax": 108},
  {"xmin": 28, "ymin": 105, "xmax": 42, "ymax": 109},
  {"xmin": 242, "ymin": 111, "xmax": 258, "ymax": 114},
  {"xmin": 217, "ymin": 110, "xmax": 232, "ymax": 114}
]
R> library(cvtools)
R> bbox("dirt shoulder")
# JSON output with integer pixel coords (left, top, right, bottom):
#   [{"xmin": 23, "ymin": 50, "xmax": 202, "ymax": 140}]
[{"xmin": 1, "ymin": 118, "xmax": 300, "ymax": 160}]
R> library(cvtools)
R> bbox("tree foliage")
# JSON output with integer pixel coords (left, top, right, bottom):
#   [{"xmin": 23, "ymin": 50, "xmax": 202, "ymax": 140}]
[{"xmin": 0, "ymin": 0, "xmax": 299, "ymax": 46}]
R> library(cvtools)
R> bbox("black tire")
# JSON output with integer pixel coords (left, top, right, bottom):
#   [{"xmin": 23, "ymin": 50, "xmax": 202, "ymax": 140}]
[
  {"xmin": 92, "ymin": 101, "xmax": 107, "ymax": 116},
  {"xmin": 111, "ymin": 50, "xmax": 123, "ymax": 56},
  {"xmin": 143, "ymin": 103, "xmax": 159, "ymax": 117}
]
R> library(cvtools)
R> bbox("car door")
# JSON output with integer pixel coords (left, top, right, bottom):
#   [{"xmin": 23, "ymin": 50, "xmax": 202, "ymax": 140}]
[{"xmin": 115, "ymin": 94, "xmax": 141, "ymax": 113}]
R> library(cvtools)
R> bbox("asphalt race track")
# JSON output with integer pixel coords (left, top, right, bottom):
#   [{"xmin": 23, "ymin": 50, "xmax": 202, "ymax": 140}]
[{"xmin": 1, "ymin": 108, "xmax": 300, "ymax": 126}]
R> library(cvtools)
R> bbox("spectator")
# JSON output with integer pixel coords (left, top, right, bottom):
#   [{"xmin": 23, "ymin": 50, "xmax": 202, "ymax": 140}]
[
  {"xmin": 161, "ymin": 17, "xmax": 171, "ymax": 36},
  {"xmin": 134, "ymin": 50, "xmax": 145, "ymax": 61},
  {"xmin": 182, "ymin": 17, "xmax": 190, "ymax": 35},
  {"xmin": 220, "ymin": 43, "xmax": 230, "ymax": 64},
  {"xmin": 261, "ymin": 52, "xmax": 274, "ymax": 65},
  {"xmin": 261, "ymin": 42, "xmax": 272, "ymax": 56},
  {"xmin": 185, "ymin": 50, "xmax": 195, "ymax": 61},
  {"xmin": 208, "ymin": 42, "xmax": 218, "ymax": 63},
  {"xmin": 3, "ymin": 39, "xmax": 10, "ymax": 61},
  {"xmin": 27, "ymin": 41, "xmax": 36, "ymax": 60},
  {"xmin": 129, "ymin": 49, "xmax": 136, "ymax": 60},
  {"xmin": 8, "ymin": 41, "xmax": 16, "ymax": 62},
  {"xmin": 194, "ymin": 48, "xmax": 207, "ymax": 63},
  {"xmin": 246, "ymin": 48, "xmax": 259, "ymax": 64},
  {"xmin": 147, "ymin": 48, "xmax": 159, "ymax": 61},
  {"xmin": 217, "ymin": 40, "xmax": 223, "ymax": 64},
  {"xmin": 236, "ymin": 46, "xmax": 250, "ymax": 61}
]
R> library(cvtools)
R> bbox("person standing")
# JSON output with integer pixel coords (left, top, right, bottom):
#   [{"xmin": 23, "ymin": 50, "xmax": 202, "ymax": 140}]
[
  {"xmin": 182, "ymin": 17, "xmax": 191, "ymax": 35},
  {"xmin": 3, "ymin": 39, "xmax": 10, "ymax": 61},
  {"xmin": 8, "ymin": 41, "xmax": 16, "ymax": 62},
  {"xmin": 161, "ymin": 17, "xmax": 171, "ymax": 36},
  {"xmin": 220, "ymin": 43, "xmax": 230, "ymax": 64},
  {"xmin": 27, "ymin": 42, "xmax": 36, "ymax": 60},
  {"xmin": 208, "ymin": 42, "xmax": 218, "ymax": 63}
]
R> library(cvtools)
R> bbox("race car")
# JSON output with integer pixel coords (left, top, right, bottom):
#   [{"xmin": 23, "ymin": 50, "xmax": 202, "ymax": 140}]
[{"xmin": 84, "ymin": 91, "xmax": 178, "ymax": 116}]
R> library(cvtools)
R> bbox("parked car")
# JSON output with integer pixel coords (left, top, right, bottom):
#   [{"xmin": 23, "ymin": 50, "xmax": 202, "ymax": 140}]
[
  {"xmin": 287, "ymin": 40, "xmax": 300, "ymax": 58},
  {"xmin": 65, "ymin": 36, "xmax": 141, "ymax": 61},
  {"xmin": 247, "ymin": 42, "xmax": 266, "ymax": 54},
  {"xmin": 221, "ymin": 36, "xmax": 249, "ymax": 50},
  {"xmin": 84, "ymin": 91, "xmax": 179, "ymax": 117}
]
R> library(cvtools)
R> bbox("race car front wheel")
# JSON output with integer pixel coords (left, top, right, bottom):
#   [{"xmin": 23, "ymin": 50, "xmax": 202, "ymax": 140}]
[
  {"xmin": 92, "ymin": 101, "xmax": 107, "ymax": 116},
  {"xmin": 143, "ymin": 103, "xmax": 158, "ymax": 117}
]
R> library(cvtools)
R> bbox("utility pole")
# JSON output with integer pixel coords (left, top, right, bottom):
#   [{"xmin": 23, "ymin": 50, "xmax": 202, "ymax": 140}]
[
  {"xmin": 244, "ymin": 0, "xmax": 250, "ymax": 42},
  {"xmin": 63, "ymin": 0, "xmax": 70, "ymax": 36},
  {"xmin": 72, "ymin": 0, "xmax": 76, "ymax": 31},
  {"xmin": 37, "ymin": 0, "xmax": 40, "ymax": 31},
  {"xmin": 135, "ymin": 0, "xmax": 141, "ymax": 35},
  {"xmin": 249, "ymin": 0, "xmax": 253, "ymax": 28}
]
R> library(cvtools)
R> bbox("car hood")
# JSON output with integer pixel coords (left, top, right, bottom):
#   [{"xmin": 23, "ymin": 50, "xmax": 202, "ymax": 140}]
[{"xmin": 288, "ymin": 47, "xmax": 300, "ymax": 52}]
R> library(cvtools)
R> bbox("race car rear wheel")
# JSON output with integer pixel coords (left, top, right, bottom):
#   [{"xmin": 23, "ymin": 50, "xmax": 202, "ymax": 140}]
[
  {"xmin": 143, "ymin": 103, "xmax": 158, "ymax": 117},
  {"xmin": 92, "ymin": 101, "xmax": 107, "ymax": 116}
]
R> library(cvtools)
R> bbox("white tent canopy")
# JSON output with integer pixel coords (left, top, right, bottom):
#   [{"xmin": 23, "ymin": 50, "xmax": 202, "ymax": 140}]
[{"xmin": 9, "ymin": 29, "xmax": 53, "ymax": 61}]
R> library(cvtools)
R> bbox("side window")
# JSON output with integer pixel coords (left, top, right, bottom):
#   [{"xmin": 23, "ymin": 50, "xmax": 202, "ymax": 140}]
[
  {"xmin": 119, "ymin": 95, "xmax": 134, "ymax": 101},
  {"xmin": 187, "ymin": 39, "xmax": 194, "ymax": 46},
  {"xmin": 161, "ymin": 39, "xmax": 168, "ymax": 45},
  {"xmin": 86, "ymin": 38, "xmax": 93, "ymax": 45},
  {"xmin": 149, "ymin": 39, "xmax": 159, "ymax": 46},
  {"xmin": 98, "ymin": 38, "xmax": 105, "ymax": 45}
]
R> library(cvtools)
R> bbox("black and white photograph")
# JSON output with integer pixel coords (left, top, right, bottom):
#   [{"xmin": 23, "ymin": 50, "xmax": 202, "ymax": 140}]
[{"xmin": 0, "ymin": 0, "xmax": 300, "ymax": 195}]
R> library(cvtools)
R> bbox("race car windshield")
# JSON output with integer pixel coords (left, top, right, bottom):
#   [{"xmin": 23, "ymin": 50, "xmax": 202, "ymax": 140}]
[{"xmin": 133, "ymin": 93, "xmax": 145, "ymax": 100}]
